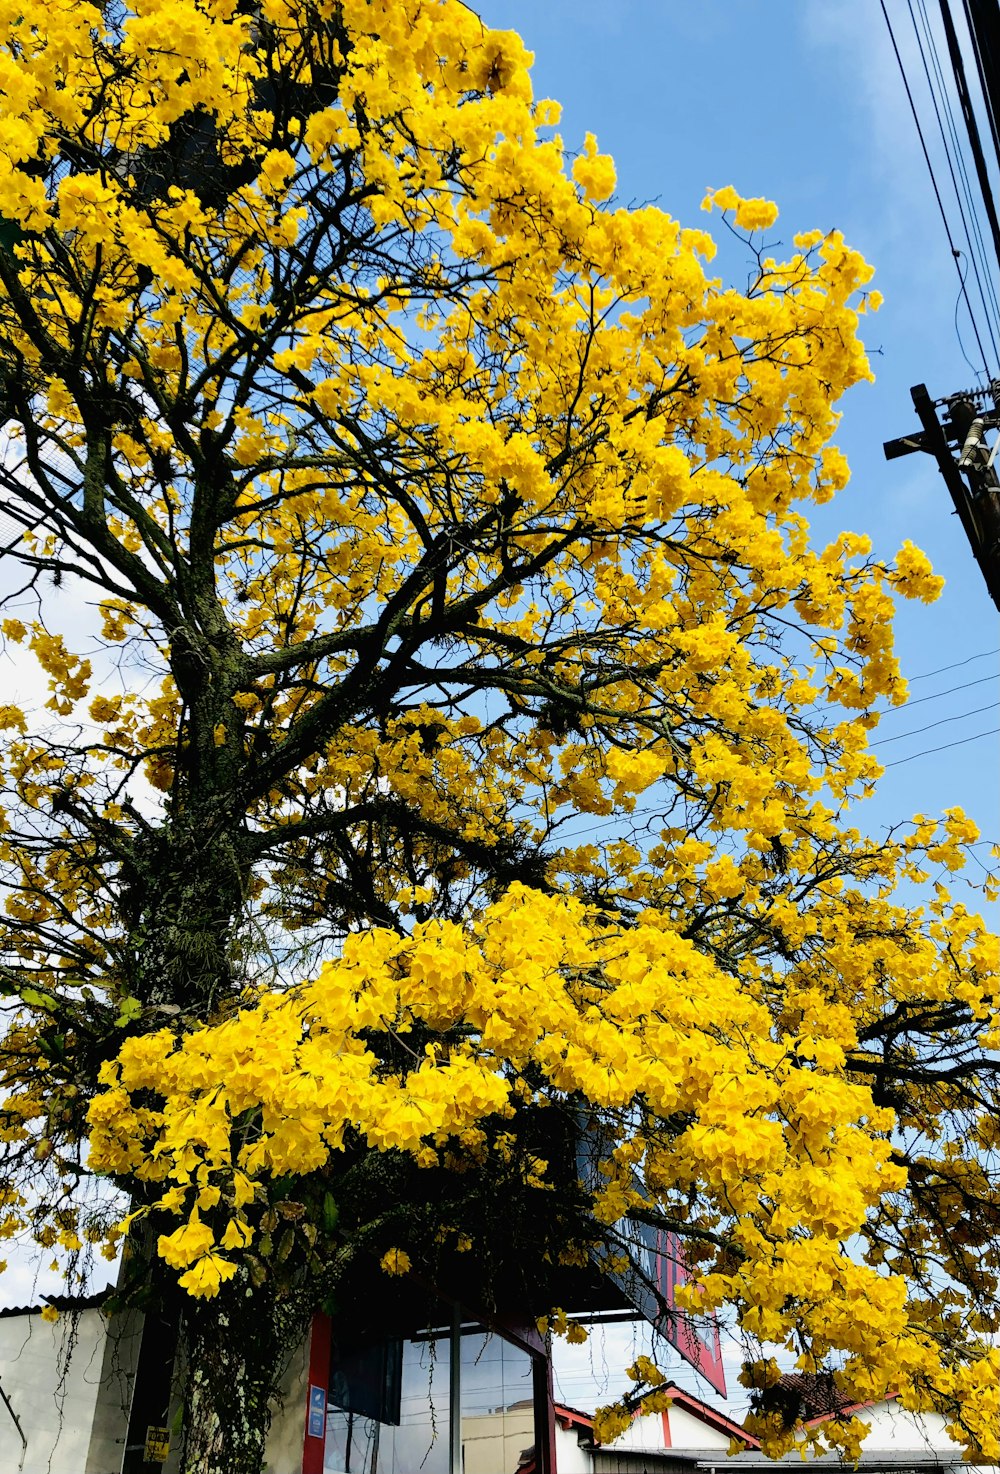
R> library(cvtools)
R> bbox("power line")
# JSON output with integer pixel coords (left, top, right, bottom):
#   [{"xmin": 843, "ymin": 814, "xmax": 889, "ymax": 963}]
[
  {"xmin": 936, "ymin": 0, "xmax": 1000, "ymax": 294},
  {"xmin": 879, "ymin": 670, "xmax": 997, "ymax": 711},
  {"xmin": 873, "ymin": 698, "xmax": 998, "ymax": 743},
  {"xmin": 961, "ymin": 0, "xmax": 1000, "ymax": 164},
  {"xmin": 882, "ymin": 723, "xmax": 999, "ymax": 766},
  {"xmin": 908, "ymin": 645, "xmax": 998, "ymax": 679},
  {"xmin": 880, "ymin": 0, "xmax": 994, "ymax": 379},
  {"xmin": 950, "ymin": 251, "xmax": 987, "ymax": 379},
  {"xmin": 909, "ymin": 0, "xmax": 1000, "ymax": 365},
  {"xmin": 918, "ymin": 0, "xmax": 1000, "ymax": 341}
]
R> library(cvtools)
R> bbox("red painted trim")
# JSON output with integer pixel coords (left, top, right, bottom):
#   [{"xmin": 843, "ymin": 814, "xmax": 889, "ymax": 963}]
[
  {"xmin": 534, "ymin": 1342, "xmax": 558, "ymax": 1474},
  {"xmin": 553, "ymin": 1404, "xmax": 594, "ymax": 1432},
  {"xmin": 301, "ymin": 1311, "xmax": 331, "ymax": 1474},
  {"xmin": 495, "ymin": 1313, "xmax": 547, "ymax": 1359},
  {"xmin": 661, "ymin": 1407, "xmax": 672, "ymax": 1447}
]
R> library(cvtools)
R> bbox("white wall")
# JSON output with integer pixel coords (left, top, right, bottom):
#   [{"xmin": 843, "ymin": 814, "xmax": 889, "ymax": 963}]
[
  {"xmin": 0, "ymin": 1307, "xmax": 139, "ymax": 1474},
  {"xmin": 608, "ymin": 1396, "xmax": 978, "ymax": 1463},
  {"xmin": 857, "ymin": 1399, "xmax": 964, "ymax": 1453},
  {"xmin": 263, "ymin": 1330, "xmax": 310, "ymax": 1474},
  {"xmin": 554, "ymin": 1419, "xmax": 594, "ymax": 1474},
  {"xmin": 668, "ymin": 1404, "xmax": 732, "ymax": 1451},
  {"xmin": 0, "ymin": 1303, "xmax": 316, "ymax": 1474},
  {"xmin": 604, "ymin": 1402, "xmax": 733, "ymax": 1455},
  {"xmin": 85, "ymin": 1306, "xmax": 143, "ymax": 1474},
  {"xmin": 605, "ymin": 1409, "xmax": 663, "ymax": 1453},
  {"xmin": 462, "ymin": 1405, "xmax": 536, "ymax": 1474}
]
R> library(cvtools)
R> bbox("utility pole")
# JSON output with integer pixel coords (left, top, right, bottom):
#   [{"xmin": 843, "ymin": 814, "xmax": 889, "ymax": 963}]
[{"xmin": 884, "ymin": 382, "xmax": 1000, "ymax": 613}]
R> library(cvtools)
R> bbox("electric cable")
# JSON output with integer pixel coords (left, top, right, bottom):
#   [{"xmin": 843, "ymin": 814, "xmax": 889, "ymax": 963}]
[
  {"xmin": 916, "ymin": 0, "xmax": 1000, "ymax": 347},
  {"xmin": 908, "ymin": 646, "xmax": 998, "ymax": 679},
  {"xmin": 877, "ymin": 670, "xmax": 997, "ymax": 711},
  {"xmin": 961, "ymin": 0, "xmax": 1000, "ymax": 162},
  {"xmin": 872, "ymin": 698, "xmax": 998, "ymax": 743},
  {"xmin": 959, "ymin": 0, "xmax": 1000, "ymax": 266},
  {"xmin": 910, "ymin": 0, "xmax": 1000, "ymax": 367},
  {"xmin": 881, "ymin": 0, "xmax": 994, "ymax": 380},
  {"xmin": 951, "ymin": 252, "xmax": 989, "ymax": 379},
  {"xmin": 936, "ymin": 0, "xmax": 1000, "ymax": 294},
  {"xmin": 882, "ymin": 723, "xmax": 999, "ymax": 766}
]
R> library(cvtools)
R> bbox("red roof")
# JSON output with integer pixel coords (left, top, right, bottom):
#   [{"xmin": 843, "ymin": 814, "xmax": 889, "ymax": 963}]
[
  {"xmin": 554, "ymin": 1403, "xmax": 594, "ymax": 1433},
  {"xmin": 755, "ymin": 1373, "xmax": 899, "ymax": 1428}
]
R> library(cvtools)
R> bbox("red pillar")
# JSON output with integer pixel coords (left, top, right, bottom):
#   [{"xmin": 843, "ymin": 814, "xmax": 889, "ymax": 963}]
[{"xmin": 302, "ymin": 1311, "xmax": 331, "ymax": 1474}]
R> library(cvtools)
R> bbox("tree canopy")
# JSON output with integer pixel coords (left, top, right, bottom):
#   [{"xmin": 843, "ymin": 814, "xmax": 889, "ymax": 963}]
[{"xmin": 0, "ymin": 2, "xmax": 997, "ymax": 1471}]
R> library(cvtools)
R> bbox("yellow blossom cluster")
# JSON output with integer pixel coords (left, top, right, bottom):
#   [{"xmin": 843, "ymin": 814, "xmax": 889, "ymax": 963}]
[{"xmin": 86, "ymin": 884, "xmax": 1000, "ymax": 1457}]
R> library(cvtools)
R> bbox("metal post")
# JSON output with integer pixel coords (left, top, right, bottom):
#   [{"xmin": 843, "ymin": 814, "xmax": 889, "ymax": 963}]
[{"xmin": 449, "ymin": 1303, "xmax": 462, "ymax": 1474}]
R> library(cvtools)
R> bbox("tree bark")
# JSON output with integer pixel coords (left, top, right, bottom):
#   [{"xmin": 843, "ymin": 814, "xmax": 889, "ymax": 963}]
[
  {"xmin": 125, "ymin": 809, "xmax": 246, "ymax": 1013},
  {"xmin": 180, "ymin": 1281, "xmax": 280, "ymax": 1474}
]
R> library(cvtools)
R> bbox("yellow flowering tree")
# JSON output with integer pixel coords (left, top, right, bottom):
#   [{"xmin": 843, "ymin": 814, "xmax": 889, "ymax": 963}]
[{"xmin": 0, "ymin": 1, "xmax": 997, "ymax": 1471}]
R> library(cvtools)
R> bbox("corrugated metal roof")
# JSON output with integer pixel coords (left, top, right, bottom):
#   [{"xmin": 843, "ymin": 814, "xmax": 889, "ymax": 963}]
[
  {"xmin": 0, "ymin": 1290, "xmax": 110, "ymax": 1320},
  {"xmin": 697, "ymin": 1456, "xmax": 968, "ymax": 1470}
]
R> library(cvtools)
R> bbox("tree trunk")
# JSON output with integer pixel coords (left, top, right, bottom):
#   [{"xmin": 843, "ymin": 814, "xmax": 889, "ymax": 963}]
[
  {"xmin": 123, "ymin": 808, "xmax": 264, "ymax": 1470},
  {"xmin": 126, "ymin": 810, "xmax": 247, "ymax": 1013},
  {"xmin": 180, "ymin": 1281, "xmax": 279, "ymax": 1474}
]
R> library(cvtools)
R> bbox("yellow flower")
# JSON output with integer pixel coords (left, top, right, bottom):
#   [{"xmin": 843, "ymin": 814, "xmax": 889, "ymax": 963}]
[
  {"xmin": 0, "ymin": 706, "xmax": 27, "ymax": 733},
  {"xmin": 734, "ymin": 196, "xmax": 779, "ymax": 231},
  {"xmin": 220, "ymin": 1218, "xmax": 253, "ymax": 1250},
  {"xmin": 177, "ymin": 1253, "xmax": 238, "ymax": 1299},
  {"xmin": 572, "ymin": 132, "xmax": 616, "ymax": 201},
  {"xmin": 380, "ymin": 1248, "xmax": 411, "ymax": 1276},
  {"xmin": 158, "ymin": 1210, "xmax": 215, "ymax": 1270}
]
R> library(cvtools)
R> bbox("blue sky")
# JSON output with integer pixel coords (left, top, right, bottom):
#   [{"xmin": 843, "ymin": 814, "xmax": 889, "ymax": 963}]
[{"xmin": 481, "ymin": 0, "xmax": 999, "ymax": 1414}]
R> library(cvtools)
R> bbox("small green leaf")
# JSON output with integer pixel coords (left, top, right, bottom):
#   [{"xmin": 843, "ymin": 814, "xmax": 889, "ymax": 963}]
[
  {"xmin": 114, "ymin": 995, "xmax": 143, "ymax": 1026},
  {"xmin": 322, "ymin": 1193, "xmax": 339, "ymax": 1234},
  {"xmin": 21, "ymin": 987, "xmax": 58, "ymax": 1014}
]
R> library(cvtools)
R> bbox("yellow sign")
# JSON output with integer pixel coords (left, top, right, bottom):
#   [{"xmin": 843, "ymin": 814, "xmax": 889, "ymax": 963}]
[{"xmin": 144, "ymin": 1425, "xmax": 170, "ymax": 1463}]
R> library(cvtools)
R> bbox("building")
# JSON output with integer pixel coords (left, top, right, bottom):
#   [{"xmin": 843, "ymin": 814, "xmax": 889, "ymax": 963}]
[
  {"xmin": 547, "ymin": 1385, "xmax": 756, "ymax": 1474},
  {"xmin": 3, "ymin": 1293, "xmax": 993, "ymax": 1474},
  {"xmin": 0, "ymin": 1294, "xmax": 141, "ymax": 1474}
]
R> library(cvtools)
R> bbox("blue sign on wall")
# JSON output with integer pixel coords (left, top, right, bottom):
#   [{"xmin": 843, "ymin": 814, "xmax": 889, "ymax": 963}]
[{"xmin": 307, "ymin": 1383, "xmax": 326, "ymax": 1439}]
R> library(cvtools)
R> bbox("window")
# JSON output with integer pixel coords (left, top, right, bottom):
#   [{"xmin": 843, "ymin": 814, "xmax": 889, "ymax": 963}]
[
  {"xmin": 459, "ymin": 1327, "xmax": 535, "ymax": 1474},
  {"xmin": 323, "ymin": 1313, "xmax": 545, "ymax": 1473}
]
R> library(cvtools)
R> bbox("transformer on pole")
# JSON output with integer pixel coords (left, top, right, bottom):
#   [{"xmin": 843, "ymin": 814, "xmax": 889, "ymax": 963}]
[{"xmin": 884, "ymin": 382, "xmax": 1000, "ymax": 612}]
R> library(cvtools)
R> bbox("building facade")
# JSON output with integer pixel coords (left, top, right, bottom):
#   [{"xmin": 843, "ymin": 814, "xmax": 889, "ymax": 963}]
[{"xmin": 2, "ymin": 1296, "xmax": 993, "ymax": 1474}]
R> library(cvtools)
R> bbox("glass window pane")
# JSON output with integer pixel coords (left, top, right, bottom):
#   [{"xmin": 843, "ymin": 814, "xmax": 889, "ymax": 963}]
[
  {"xmin": 325, "ymin": 1333, "xmax": 450, "ymax": 1474},
  {"xmin": 323, "ymin": 1408, "xmax": 380, "ymax": 1474},
  {"xmin": 460, "ymin": 1330, "xmax": 535, "ymax": 1474}
]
